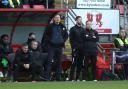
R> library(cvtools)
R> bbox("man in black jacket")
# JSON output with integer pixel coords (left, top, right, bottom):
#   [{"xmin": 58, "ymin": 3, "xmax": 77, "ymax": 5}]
[
  {"xmin": 42, "ymin": 14, "xmax": 68, "ymax": 81},
  {"xmin": 69, "ymin": 16, "xmax": 84, "ymax": 81},
  {"xmin": 13, "ymin": 43, "xmax": 33, "ymax": 81},
  {"xmin": 81, "ymin": 21, "xmax": 99, "ymax": 81},
  {"xmin": 29, "ymin": 40, "xmax": 48, "ymax": 81}
]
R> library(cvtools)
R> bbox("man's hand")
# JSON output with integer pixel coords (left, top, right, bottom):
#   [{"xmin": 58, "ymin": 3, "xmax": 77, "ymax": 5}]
[
  {"xmin": 24, "ymin": 64, "xmax": 30, "ymax": 69},
  {"xmin": 92, "ymin": 36, "xmax": 96, "ymax": 38}
]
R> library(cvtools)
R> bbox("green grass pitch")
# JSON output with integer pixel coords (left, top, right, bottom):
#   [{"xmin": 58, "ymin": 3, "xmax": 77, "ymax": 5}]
[{"xmin": 0, "ymin": 81, "xmax": 128, "ymax": 89}]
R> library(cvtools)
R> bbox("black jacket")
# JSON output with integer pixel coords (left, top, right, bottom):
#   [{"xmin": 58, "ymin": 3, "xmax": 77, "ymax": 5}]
[
  {"xmin": 14, "ymin": 49, "xmax": 31, "ymax": 67},
  {"xmin": 42, "ymin": 23, "xmax": 68, "ymax": 51},
  {"xmin": 29, "ymin": 50, "xmax": 48, "ymax": 67},
  {"xmin": 0, "ymin": 43, "xmax": 13, "ymax": 57},
  {"xmin": 69, "ymin": 25, "xmax": 84, "ymax": 49},
  {"xmin": 81, "ymin": 28, "xmax": 99, "ymax": 55}
]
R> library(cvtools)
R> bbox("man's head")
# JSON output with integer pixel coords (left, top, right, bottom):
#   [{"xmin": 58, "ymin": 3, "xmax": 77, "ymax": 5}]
[
  {"xmin": 86, "ymin": 21, "xmax": 92, "ymax": 30},
  {"xmin": 53, "ymin": 14, "xmax": 61, "ymax": 24},
  {"xmin": 22, "ymin": 43, "xmax": 29, "ymax": 53},
  {"xmin": 119, "ymin": 30, "xmax": 127, "ymax": 38},
  {"xmin": 75, "ymin": 16, "xmax": 82, "ymax": 26},
  {"xmin": 0, "ymin": 34, "xmax": 9, "ymax": 44},
  {"xmin": 30, "ymin": 40, "xmax": 38, "ymax": 50},
  {"xmin": 28, "ymin": 33, "xmax": 36, "ymax": 40}
]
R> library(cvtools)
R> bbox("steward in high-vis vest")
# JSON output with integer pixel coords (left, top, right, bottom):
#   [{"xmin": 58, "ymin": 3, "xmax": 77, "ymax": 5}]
[
  {"xmin": 114, "ymin": 30, "xmax": 128, "ymax": 51},
  {"xmin": 9, "ymin": 0, "xmax": 22, "ymax": 8},
  {"xmin": 0, "ymin": 0, "xmax": 22, "ymax": 8},
  {"xmin": 114, "ymin": 30, "xmax": 128, "ymax": 79}
]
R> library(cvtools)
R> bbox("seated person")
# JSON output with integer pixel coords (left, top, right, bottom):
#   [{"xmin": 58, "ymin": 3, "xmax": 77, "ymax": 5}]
[
  {"xmin": 114, "ymin": 30, "xmax": 128, "ymax": 63},
  {"xmin": 0, "ymin": 34, "xmax": 13, "ymax": 78},
  {"xmin": 0, "ymin": 0, "xmax": 22, "ymax": 8},
  {"xmin": 29, "ymin": 40, "xmax": 48, "ymax": 81},
  {"xmin": 22, "ymin": 0, "xmax": 44, "ymax": 8},
  {"xmin": 0, "ymin": 34, "xmax": 13, "ymax": 56},
  {"xmin": 22, "ymin": 0, "xmax": 54, "ymax": 8},
  {"xmin": 42, "ymin": 0, "xmax": 55, "ymax": 8},
  {"xmin": 13, "ymin": 43, "xmax": 33, "ymax": 81},
  {"xmin": 26, "ymin": 33, "xmax": 42, "ymax": 52},
  {"xmin": 114, "ymin": 30, "xmax": 128, "ymax": 79}
]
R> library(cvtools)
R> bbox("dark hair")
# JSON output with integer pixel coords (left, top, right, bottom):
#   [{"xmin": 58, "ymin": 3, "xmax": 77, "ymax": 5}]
[
  {"xmin": 85, "ymin": 20, "xmax": 92, "ymax": 25},
  {"xmin": 31, "ymin": 39, "xmax": 38, "ymax": 44},
  {"xmin": 0, "ymin": 34, "xmax": 8, "ymax": 40},
  {"xmin": 29, "ymin": 33, "xmax": 35, "ymax": 37},
  {"xmin": 118, "ymin": 30, "xmax": 127, "ymax": 38},
  {"xmin": 75, "ymin": 16, "xmax": 81, "ymax": 21},
  {"xmin": 54, "ymin": 14, "xmax": 61, "ymax": 18},
  {"xmin": 22, "ymin": 43, "xmax": 28, "ymax": 47}
]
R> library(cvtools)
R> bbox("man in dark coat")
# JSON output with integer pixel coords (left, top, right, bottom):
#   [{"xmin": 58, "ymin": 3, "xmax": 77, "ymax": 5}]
[
  {"xmin": 29, "ymin": 40, "xmax": 48, "ymax": 81},
  {"xmin": 69, "ymin": 16, "xmax": 84, "ymax": 81},
  {"xmin": 81, "ymin": 21, "xmax": 99, "ymax": 81},
  {"xmin": 42, "ymin": 14, "xmax": 68, "ymax": 81},
  {"xmin": 13, "ymin": 43, "xmax": 33, "ymax": 81}
]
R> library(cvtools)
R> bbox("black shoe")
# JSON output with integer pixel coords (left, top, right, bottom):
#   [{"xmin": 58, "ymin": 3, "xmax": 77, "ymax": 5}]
[{"xmin": 39, "ymin": 76, "xmax": 49, "ymax": 81}]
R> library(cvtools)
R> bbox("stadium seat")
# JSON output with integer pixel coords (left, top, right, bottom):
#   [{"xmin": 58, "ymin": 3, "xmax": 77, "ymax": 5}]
[
  {"xmin": 23, "ymin": 5, "xmax": 30, "ymax": 9},
  {"xmin": 116, "ymin": 5, "xmax": 124, "ymax": 15},
  {"xmin": 96, "ymin": 43, "xmax": 116, "ymax": 80},
  {"xmin": 33, "ymin": 5, "xmax": 45, "ymax": 9},
  {"xmin": 12, "ymin": 44, "xmax": 22, "ymax": 53}
]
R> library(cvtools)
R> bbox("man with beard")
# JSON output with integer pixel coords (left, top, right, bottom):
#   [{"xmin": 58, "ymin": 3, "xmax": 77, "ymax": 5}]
[
  {"xmin": 29, "ymin": 40, "xmax": 48, "ymax": 81},
  {"xmin": 69, "ymin": 16, "xmax": 84, "ymax": 81},
  {"xmin": 26, "ymin": 33, "xmax": 42, "ymax": 52}
]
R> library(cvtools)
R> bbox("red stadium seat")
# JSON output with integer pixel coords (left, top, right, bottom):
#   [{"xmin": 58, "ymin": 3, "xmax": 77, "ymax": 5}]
[
  {"xmin": 12, "ymin": 44, "xmax": 22, "ymax": 53},
  {"xmin": 116, "ymin": 5, "xmax": 124, "ymax": 15},
  {"xmin": 23, "ymin": 5, "xmax": 30, "ymax": 9},
  {"xmin": 96, "ymin": 43, "xmax": 115, "ymax": 80},
  {"xmin": 33, "ymin": 5, "xmax": 45, "ymax": 9}
]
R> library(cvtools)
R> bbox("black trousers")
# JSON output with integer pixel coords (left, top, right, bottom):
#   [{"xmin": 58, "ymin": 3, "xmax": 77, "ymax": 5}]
[
  {"xmin": 70, "ymin": 48, "xmax": 84, "ymax": 80},
  {"xmin": 13, "ymin": 64, "xmax": 43, "ymax": 81},
  {"xmin": 45, "ymin": 46, "xmax": 63, "ymax": 81},
  {"xmin": 83, "ymin": 54, "xmax": 97, "ymax": 80},
  {"xmin": 13, "ymin": 65, "xmax": 32, "ymax": 81}
]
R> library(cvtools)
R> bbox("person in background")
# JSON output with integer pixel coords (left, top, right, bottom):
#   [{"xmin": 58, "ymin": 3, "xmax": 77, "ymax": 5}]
[
  {"xmin": 22, "ymin": 0, "xmax": 46, "ymax": 8},
  {"xmin": 9, "ymin": 0, "xmax": 22, "ymax": 8},
  {"xmin": 42, "ymin": 0, "xmax": 54, "ymax": 8},
  {"xmin": 42, "ymin": 14, "xmax": 68, "ymax": 81},
  {"xmin": 26, "ymin": 32, "xmax": 42, "ymax": 52},
  {"xmin": 0, "ymin": 0, "xmax": 22, "ymax": 8},
  {"xmin": 29, "ymin": 40, "xmax": 46, "ymax": 81},
  {"xmin": 81, "ymin": 21, "xmax": 99, "ymax": 81},
  {"xmin": 114, "ymin": 30, "xmax": 128, "ymax": 80},
  {"xmin": 13, "ymin": 43, "xmax": 33, "ymax": 81},
  {"xmin": 69, "ymin": 16, "xmax": 84, "ymax": 81},
  {"xmin": 0, "ymin": 34, "xmax": 13, "ymax": 57},
  {"xmin": 0, "ymin": 34, "xmax": 13, "ymax": 78},
  {"xmin": 0, "ymin": 0, "xmax": 10, "ymax": 8}
]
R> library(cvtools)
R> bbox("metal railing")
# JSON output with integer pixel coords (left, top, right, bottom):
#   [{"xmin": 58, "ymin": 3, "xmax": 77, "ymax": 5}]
[{"xmin": 97, "ymin": 43, "xmax": 121, "ymax": 74}]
